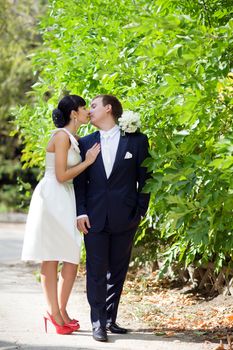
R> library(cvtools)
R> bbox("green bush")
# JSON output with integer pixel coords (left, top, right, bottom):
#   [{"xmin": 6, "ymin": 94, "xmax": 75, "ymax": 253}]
[
  {"xmin": 0, "ymin": 0, "xmax": 45, "ymax": 211},
  {"xmin": 16, "ymin": 0, "xmax": 233, "ymax": 271}
]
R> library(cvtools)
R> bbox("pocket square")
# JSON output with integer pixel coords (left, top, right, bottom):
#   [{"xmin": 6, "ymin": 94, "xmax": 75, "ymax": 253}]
[{"xmin": 124, "ymin": 151, "xmax": 133, "ymax": 159}]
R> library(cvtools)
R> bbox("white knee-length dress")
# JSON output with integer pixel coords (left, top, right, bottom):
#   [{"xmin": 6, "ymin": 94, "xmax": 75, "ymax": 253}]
[{"xmin": 21, "ymin": 128, "xmax": 82, "ymax": 264}]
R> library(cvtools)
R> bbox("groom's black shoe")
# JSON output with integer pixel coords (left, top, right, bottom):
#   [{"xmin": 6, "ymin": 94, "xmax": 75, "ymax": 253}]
[
  {"xmin": 106, "ymin": 322, "xmax": 128, "ymax": 334},
  {"xmin": 92, "ymin": 327, "xmax": 108, "ymax": 342}
]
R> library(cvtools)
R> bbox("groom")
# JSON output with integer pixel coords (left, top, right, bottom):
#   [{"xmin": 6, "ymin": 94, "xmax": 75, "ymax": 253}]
[{"xmin": 74, "ymin": 95, "xmax": 150, "ymax": 342}]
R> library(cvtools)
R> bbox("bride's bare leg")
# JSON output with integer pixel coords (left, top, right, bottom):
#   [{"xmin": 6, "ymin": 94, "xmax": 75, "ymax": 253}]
[
  {"xmin": 41, "ymin": 261, "xmax": 64, "ymax": 325},
  {"xmin": 58, "ymin": 262, "xmax": 78, "ymax": 323}
]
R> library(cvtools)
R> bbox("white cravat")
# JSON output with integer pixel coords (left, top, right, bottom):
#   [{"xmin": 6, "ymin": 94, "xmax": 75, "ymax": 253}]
[
  {"xmin": 101, "ymin": 134, "xmax": 112, "ymax": 178},
  {"xmin": 100, "ymin": 125, "xmax": 120, "ymax": 178}
]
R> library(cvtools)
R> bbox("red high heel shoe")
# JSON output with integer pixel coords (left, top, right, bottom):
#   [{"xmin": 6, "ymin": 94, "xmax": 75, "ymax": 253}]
[
  {"xmin": 65, "ymin": 319, "xmax": 80, "ymax": 331},
  {"xmin": 44, "ymin": 311, "xmax": 73, "ymax": 335},
  {"xmin": 72, "ymin": 319, "xmax": 79, "ymax": 324}
]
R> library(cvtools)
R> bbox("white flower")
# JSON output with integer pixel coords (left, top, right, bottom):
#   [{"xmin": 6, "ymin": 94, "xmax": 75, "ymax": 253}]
[{"xmin": 118, "ymin": 111, "xmax": 141, "ymax": 134}]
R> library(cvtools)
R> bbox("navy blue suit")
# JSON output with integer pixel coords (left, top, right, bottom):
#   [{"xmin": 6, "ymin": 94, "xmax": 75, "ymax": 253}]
[{"xmin": 74, "ymin": 130, "xmax": 150, "ymax": 328}]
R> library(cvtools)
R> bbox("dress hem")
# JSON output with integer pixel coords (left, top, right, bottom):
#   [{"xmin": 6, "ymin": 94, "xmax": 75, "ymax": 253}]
[{"xmin": 21, "ymin": 257, "xmax": 80, "ymax": 264}]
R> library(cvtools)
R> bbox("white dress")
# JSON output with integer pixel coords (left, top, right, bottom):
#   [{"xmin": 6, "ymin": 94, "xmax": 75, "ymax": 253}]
[{"xmin": 21, "ymin": 128, "xmax": 82, "ymax": 264}]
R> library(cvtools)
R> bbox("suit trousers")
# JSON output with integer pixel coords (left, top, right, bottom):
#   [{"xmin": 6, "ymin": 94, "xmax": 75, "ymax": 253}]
[{"xmin": 84, "ymin": 221, "xmax": 136, "ymax": 328}]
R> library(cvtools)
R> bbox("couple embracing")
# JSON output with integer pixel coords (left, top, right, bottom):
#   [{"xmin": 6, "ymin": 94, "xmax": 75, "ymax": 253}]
[{"xmin": 21, "ymin": 94, "xmax": 150, "ymax": 342}]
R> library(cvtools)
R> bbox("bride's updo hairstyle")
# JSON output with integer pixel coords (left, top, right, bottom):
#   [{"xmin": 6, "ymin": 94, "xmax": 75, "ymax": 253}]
[{"xmin": 52, "ymin": 95, "xmax": 86, "ymax": 128}]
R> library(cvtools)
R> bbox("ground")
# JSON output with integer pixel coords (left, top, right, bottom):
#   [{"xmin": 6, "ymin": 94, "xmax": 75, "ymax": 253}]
[
  {"xmin": 122, "ymin": 268, "xmax": 233, "ymax": 349},
  {"xmin": 1, "ymin": 220, "xmax": 233, "ymax": 349}
]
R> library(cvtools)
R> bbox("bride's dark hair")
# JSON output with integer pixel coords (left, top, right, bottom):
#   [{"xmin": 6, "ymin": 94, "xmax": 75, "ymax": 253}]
[{"xmin": 52, "ymin": 95, "xmax": 86, "ymax": 128}]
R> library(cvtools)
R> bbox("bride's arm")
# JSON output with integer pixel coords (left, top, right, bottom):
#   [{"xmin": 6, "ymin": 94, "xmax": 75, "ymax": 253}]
[{"xmin": 54, "ymin": 132, "xmax": 100, "ymax": 183}]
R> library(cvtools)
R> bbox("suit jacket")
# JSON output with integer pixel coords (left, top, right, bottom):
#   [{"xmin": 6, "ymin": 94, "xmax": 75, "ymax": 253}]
[{"xmin": 74, "ymin": 131, "xmax": 150, "ymax": 233}]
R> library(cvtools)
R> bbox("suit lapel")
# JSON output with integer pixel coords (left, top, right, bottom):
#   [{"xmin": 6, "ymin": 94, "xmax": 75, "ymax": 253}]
[
  {"xmin": 110, "ymin": 135, "xmax": 129, "ymax": 179},
  {"xmin": 93, "ymin": 131, "xmax": 107, "ymax": 179}
]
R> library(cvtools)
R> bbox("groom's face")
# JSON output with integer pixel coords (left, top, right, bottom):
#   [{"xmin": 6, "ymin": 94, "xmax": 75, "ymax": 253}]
[{"xmin": 90, "ymin": 97, "xmax": 110, "ymax": 128}]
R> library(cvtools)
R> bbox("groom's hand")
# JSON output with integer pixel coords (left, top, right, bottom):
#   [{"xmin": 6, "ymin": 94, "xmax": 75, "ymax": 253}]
[{"xmin": 77, "ymin": 216, "xmax": 91, "ymax": 234}]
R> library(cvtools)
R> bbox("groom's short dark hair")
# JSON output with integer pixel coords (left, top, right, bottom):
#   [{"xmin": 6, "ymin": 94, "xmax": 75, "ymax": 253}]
[{"xmin": 94, "ymin": 94, "xmax": 123, "ymax": 120}]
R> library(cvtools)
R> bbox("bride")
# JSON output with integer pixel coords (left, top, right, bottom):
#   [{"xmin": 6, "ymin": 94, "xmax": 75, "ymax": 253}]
[{"xmin": 21, "ymin": 95, "xmax": 100, "ymax": 334}]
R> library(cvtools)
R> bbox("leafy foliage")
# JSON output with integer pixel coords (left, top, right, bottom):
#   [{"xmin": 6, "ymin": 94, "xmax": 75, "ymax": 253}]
[
  {"xmin": 0, "ymin": 0, "xmax": 46, "ymax": 210},
  {"xmin": 16, "ymin": 0, "xmax": 233, "ymax": 271}
]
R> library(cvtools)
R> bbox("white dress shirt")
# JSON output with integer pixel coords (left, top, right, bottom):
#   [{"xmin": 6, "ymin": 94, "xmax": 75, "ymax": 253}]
[{"xmin": 100, "ymin": 125, "xmax": 120, "ymax": 178}]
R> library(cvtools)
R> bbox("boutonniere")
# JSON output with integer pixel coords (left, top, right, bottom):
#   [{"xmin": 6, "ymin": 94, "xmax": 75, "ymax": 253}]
[{"xmin": 118, "ymin": 111, "xmax": 141, "ymax": 136}]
